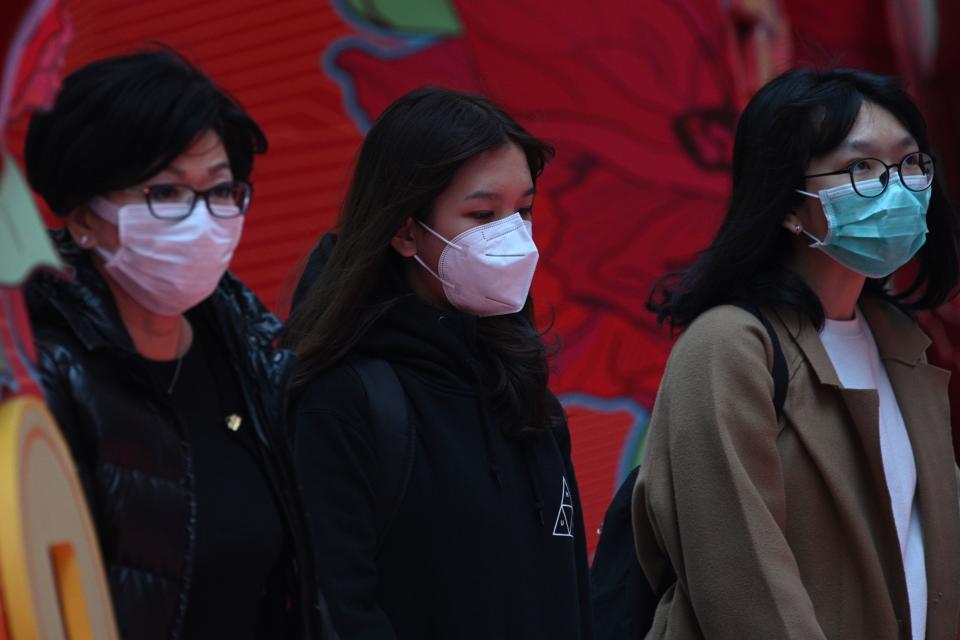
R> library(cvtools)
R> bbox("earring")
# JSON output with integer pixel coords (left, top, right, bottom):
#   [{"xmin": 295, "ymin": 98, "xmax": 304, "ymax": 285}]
[
  {"xmin": 79, "ymin": 234, "xmax": 90, "ymax": 246},
  {"xmin": 794, "ymin": 223, "xmax": 801, "ymax": 234}
]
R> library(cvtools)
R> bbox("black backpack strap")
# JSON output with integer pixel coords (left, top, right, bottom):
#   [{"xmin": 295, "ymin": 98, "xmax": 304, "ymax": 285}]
[
  {"xmin": 590, "ymin": 466, "xmax": 658, "ymax": 640},
  {"xmin": 731, "ymin": 302, "xmax": 788, "ymax": 419},
  {"xmin": 347, "ymin": 357, "xmax": 414, "ymax": 548}
]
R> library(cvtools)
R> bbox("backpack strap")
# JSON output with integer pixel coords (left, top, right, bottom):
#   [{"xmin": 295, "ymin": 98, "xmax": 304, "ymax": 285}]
[
  {"xmin": 731, "ymin": 302, "xmax": 789, "ymax": 419},
  {"xmin": 347, "ymin": 357, "xmax": 415, "ymax": 548},
  {"xmin": 590, "ymin": 465, "xmax": 659, "ymax": 640}
]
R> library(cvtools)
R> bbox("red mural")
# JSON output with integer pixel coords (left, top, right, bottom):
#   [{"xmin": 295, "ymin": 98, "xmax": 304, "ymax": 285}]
[
  {"xmin": 1, "ymin": 0, "xmax": 71, "ymax": 402},
  {"xmin": 326, "ymin": 0, "xmax": 791, "ymax": 549},
  {"xmin": 5, "ymin": 0, "xmax": 960, "ymax": 555}
]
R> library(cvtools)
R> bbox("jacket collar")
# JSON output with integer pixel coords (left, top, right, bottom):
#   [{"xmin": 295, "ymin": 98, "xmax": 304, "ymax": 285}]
[
  {"xmin": 772, "ymin": 294, "xmax": 929, "ymax": 387},
  {"xmin": 26, "ymin": 228, "xmax": 281, "ymax": 357},
  {"xmin": 857, "ymin": 295, "xmax": 931, "ymax": 365},
  {"xmin": 26, "ymin": 229, "xmax": 134, "ymax": 352}
]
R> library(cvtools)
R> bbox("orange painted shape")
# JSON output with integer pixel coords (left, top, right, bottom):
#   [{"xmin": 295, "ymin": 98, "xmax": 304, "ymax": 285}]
[
  {"xmin": 0, "ymin": 395, "xmax": 116, "ymax": 639},
  {"xmin": 50, "ymin": 542, "xmax": 94, "ymax": 639}
]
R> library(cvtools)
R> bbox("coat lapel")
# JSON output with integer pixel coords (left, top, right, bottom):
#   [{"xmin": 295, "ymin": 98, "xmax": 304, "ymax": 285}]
[
  {"xmin": 860, "ymin": 298, "xmax": 960, "ymax": 636},
  {"xmin": 771, "ymin": 303, "xmax": 922, "ymax": 627}
]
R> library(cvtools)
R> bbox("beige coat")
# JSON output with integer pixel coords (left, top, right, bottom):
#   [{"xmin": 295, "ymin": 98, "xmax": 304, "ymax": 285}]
[{"xmin": 633, "ymin": 297, "xmax": 960, "ymax": 639}]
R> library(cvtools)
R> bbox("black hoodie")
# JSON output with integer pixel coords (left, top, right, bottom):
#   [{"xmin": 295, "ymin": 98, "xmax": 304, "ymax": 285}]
[{"xmin": 292, "ymin": 286, "xmax": 592, "ymax": 639}]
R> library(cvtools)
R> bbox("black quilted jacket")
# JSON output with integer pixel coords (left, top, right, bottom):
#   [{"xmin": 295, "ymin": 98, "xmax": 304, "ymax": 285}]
[{"xmin": 24, "ymin": 229, "xmax": 334, "ymax": 640}]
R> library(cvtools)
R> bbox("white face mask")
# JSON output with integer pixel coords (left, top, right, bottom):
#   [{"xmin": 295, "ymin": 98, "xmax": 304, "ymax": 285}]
[
  {"xmin": 88, "ymin": 196, "xmax": 244, "ymax": 316},
  {"xmin": 413, "ymin": 212, "xmax": 539, "ymax": 317}
]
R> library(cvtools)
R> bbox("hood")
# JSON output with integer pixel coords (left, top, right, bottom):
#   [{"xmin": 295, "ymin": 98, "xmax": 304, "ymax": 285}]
[
  {"xmin": 354, "ymin": 295, "xmax": 485, "ymax": 390},
  {"xmin": 292, "ymin": 232, "xmax": 491, "ymax": 388}
]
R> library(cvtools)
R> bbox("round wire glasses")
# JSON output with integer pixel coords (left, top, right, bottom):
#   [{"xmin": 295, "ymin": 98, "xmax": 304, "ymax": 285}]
[{"xmin": 804, "ymin": 151, "xmax": 935, "ymax": 198}]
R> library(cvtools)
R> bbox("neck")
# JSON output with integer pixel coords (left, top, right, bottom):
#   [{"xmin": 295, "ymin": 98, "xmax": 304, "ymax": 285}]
[
  {"xmin": 788, "ymin": 240, "xmax": 865, "ymax": 321},
  {"xmin": 95, "ymin": 261, "xmax": 191, "ymax": 360}
]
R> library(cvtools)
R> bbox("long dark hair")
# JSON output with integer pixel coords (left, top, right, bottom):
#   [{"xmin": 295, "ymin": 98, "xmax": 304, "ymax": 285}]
[
  {"xmin": 282, "ymin": 87, "xmax": 556, "ymax": 437},
  {"xmin": 649, "ymin": 68, "xmax": 960, "ymax": 330}
]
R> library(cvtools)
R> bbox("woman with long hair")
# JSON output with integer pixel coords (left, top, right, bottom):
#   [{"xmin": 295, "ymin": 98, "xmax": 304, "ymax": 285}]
[
  {"xmin": 24, "ymin": 49, "xmax": 332, "ymax": 639},
  {"xmin": 634, "ymin": 68, "xmax": 960, "ymax": 639},
  {"xmin": 284, "ymin": 87, "xmax": 592, "ymax": 639}
]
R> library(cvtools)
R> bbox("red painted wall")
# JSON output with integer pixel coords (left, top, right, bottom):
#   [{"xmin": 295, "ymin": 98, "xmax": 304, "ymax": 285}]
[{"xmin": 7, "ymin": 0, "xmax": 960, "ymax": 556}]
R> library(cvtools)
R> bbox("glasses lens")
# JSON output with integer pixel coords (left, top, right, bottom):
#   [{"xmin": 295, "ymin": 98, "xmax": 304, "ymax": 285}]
[
  {"xmin": 900, "ymin": 152, "xmax": 934, "ymax": 191},
  {"xmin": 208, "ymin": 182, "xmax": 251, "ymax": 218},
  {"xmin": 145, "ymin": 184, "xmax": 195, "ymax": 219},
  {"xmin": 849, "ymin": 158, "xmax": 887, "ymax": 197}
]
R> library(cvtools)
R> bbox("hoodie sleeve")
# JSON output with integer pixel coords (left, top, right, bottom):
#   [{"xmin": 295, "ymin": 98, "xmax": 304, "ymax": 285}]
[
  {"xmin": 292, "ymin": 365, "xmax": 398, "ymax": 640},
  {"xmin": 549, "ymin": 394, "xmax": 595, "ymax": 640}
]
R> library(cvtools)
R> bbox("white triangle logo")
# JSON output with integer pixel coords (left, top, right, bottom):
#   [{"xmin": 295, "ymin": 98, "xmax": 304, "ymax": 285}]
[{"xmin": 552, "ymin": 477, "xmax": 574, "ymax": 538}]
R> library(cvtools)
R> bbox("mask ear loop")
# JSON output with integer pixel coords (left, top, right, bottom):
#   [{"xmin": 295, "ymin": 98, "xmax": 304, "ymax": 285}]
[
  {"xmin": 87, "ymin": 197, "xmax": 123, "ymax": 264},
  {"xmin": 793, "ymin": 189, "xmax": 829, "ymax": 247},
  {"xmin": 797, "ymin": 224, "xmax": 827, "ymax": 247},
  {"xmin": 412, "ymin": 255, "xmax": 455, "ymax": 288},
  {"xmin": 416, "ymin": 220, "xmax": 464, "ymax": 250},
  {"xmin": 413, "ymin": 220, "xmax": 460, "ymax": 288}
]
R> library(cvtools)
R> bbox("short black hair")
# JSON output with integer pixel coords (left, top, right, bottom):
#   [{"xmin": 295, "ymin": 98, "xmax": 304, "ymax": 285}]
[
  {"xmin": 25, "ymin": 47, "xmax": 267, "ymax": 216},
  {"xmin": 650, "ymin": 68, "xmax": 960, "ymax": 329}
]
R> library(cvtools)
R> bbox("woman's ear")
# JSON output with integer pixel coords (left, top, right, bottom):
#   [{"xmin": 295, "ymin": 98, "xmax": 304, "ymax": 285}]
[
  {"xmin": 390, "ymin": 216, "xmax": 419, "ymax": 257},
  {"xmin": 783, "ymin": 212, "xmax": 803, "ymax": 236},
  {"xmin": 65, "ymin": 206, "xmax": 99, "ymax": 249}
]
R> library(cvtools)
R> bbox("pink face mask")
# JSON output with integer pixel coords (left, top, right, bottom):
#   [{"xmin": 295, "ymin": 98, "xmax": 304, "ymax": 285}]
[
  {"xmin": 413, "ymin": 212, "xmax": 539, "ymax": 317},
  {"xmin": 89, "ymin": 196, "xmax": 244, "ymax": 316}
]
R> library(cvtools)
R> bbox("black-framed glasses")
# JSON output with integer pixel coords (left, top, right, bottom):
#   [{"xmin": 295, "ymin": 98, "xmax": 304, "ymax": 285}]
[
  {"xmin": 125, "ymin": 181, "xmax": 253, "ymax": 220},
  {"xmin": 804, "ymin": 151, "xmax": 935, "ymax": 198}
]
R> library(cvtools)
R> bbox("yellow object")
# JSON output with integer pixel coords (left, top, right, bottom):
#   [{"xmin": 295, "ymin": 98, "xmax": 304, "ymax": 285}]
[
  {"xmin": 226, "ymin": 414, "xmax": 242, "ymax": 432},
  {"xmin": 0, "ymin": 396, "xmax": 116, "ymax": 639}
]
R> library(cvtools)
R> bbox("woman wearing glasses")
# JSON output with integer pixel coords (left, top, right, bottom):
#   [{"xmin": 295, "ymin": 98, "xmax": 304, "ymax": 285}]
[
  {"xmin": 23, "ymin": 50, "xmax": 332, "ymax": 640},
  {"xmin": 635, "ymin": 69, "xmax": 960, "ymax": 639}
]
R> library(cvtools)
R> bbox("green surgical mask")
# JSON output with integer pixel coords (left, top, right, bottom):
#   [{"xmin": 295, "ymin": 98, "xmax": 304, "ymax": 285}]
[{"xmin": 796, "ymin": 173, "xmax": 931, "ymax": 278}]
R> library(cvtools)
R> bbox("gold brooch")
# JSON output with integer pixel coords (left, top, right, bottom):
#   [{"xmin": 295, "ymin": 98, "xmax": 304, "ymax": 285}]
[{"xmin": 225, "ymin": 414, "xmax": 242, "ymax": 432}]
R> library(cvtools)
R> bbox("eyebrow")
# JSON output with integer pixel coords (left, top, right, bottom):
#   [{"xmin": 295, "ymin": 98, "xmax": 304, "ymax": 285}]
[
  {"xmin": 463, "ymin": 186, "xmax": 536, "ymax": 201},
  {"xmin": 844, "ymin": 134, "xmax": 917, "ymax": 152}
]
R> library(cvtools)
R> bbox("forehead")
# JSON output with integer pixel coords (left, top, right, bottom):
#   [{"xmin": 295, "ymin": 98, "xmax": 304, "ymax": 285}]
[
  {"xmin": 153, "ymin": 130, "xmax": 230, "ymax": 178},
  {"xmin": 832, "ymin": 101, "xmax": 916, "ymax": 156},
  {"xmin": 446, "ymin": 142, "xmax": 532, "ymax": 192}
]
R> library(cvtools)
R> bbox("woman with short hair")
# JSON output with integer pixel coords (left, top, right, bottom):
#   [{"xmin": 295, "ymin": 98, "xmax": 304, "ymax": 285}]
[{"xmin": 24, "ymin": 49, "xmax": 332, "ymax": 640}]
